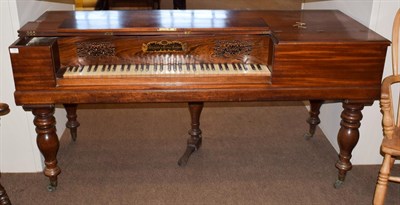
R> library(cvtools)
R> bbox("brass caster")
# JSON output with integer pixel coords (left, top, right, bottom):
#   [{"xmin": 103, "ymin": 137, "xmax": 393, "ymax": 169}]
[
  {"xmin": 71, "ymin": 132, "xmax": 77, "ymax": 142},
  {"xmin": 47, "ymin": 181, "xmax": 57, "ymax": 192},
  {"xmin": 303, "ymin": 132, "xmax": 313, "ymax": 140},
  {"xmin": 333, "ymin": 179, "xmax": 344, "ymax": 189}
]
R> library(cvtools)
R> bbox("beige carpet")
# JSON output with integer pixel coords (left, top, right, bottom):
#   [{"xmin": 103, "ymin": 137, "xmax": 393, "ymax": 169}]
[{"xmin": 2, "ymin": 102, "xmax": 399, "ymax": 204}]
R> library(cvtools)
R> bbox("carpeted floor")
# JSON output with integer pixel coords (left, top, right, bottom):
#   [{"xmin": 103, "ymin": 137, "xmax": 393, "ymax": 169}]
[{"xmin": 2, "ymin": 102, "xmax": 399, "ymax": 204}]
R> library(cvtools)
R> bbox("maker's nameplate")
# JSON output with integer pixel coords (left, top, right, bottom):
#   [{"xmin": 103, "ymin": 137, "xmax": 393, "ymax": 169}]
[
  {"xmin": 142, "ymin": 40, "xmax": 187, "ymax": 53},
  {"xmin": 157, "ymin": 28, "xmax": 177, "ymax": 31}
]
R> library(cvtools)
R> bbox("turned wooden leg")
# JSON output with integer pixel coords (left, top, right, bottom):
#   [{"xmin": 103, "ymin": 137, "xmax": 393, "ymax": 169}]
[
  {"xmin": 0, "ymin": 178, "xmax": 11, "ymax": 205},
  {"xmin": 304, "ymin": 100, "xmax": 323, "ymax": 139},
  {"xmin": 29, "ymin": 106, "xmax": 61, "ymax": 192},
  {"xmin": 373, "ymin": 154, "xmax": 394, "ymax": 205},
  {"xmin": 63, "ymin": 104, "xmax": 80, "ymax": 141},
  {"xmin": 178, "ymin": 102, "xmax": 203, "ymax": 166},
  {"xmin": 0, "ymin": 103, "xmax": 11, "ymax": 204},
  {"xmin": 334, "ymin": 101, "xmax": 365, "ymax": 188}
]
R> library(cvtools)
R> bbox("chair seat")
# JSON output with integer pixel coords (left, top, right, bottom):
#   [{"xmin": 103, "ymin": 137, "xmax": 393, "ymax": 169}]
[{"xmin": 381, "ymin": 127, "xmax": 400, "ymax": 156}]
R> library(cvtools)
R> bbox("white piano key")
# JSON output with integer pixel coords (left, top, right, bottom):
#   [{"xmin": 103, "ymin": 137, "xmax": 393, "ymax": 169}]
[
  {"xmin": 194, "ymin": 64, "xmax": 201, "ymax": 75},
  {"xmin": 149, "ymin": 64, "xmax": 155, "ymax": 75},
  {"xmin": 63, "ymin": 66, "xmax": 72, "ymax": 77},
  {"xmin": 115, "ymin": 64, "xmax": 123, "ymax": 76},
  {"xmin": 79, "ymin": 65, "xmax": 90, "ymax": 76}
]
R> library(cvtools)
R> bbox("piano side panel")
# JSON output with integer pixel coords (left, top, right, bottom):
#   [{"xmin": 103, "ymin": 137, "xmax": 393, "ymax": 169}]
[
  {"xmin": 271, "ymin": 43, "xmax": 388, "ymax": 90},
  {"xmin": 9, "ymin": 38, "xmax": 59, "ymax": 90}
]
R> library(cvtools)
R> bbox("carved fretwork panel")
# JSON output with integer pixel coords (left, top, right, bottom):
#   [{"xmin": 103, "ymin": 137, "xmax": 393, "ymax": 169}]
[
  {"xmin": 213, "ymin": 40, "xmax": 253, "ymax": 58},
  {"xmin": 76, "ymin": 41, "xmax": 116, "ymax": 57}
]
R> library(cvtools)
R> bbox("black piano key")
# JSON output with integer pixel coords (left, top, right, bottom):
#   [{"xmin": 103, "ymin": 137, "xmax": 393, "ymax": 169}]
[
  {"xmin": 200, "ymin": 63, "xmax": 205, "ymax": 71},
  {"xmin": 236, "ymin": 63, "xmax": 242, "ymax": 71},
  {"xmin": 251, "ymin": 64, "xmax": 256, "ymax": 71},
  {"xmin": 146, "ymin": 64, "xmax": 150, "ymax": 72},
  {"xmin": 186, "ymin": 64, "xmax": 190, "ymax": 71},
  {"xmin": 111, "ymin": 64, "xmax": 116, "ymax": 72},
  {"xmin": 172, "ymin": 63, "xmax": 175, "ymax": 72},
  {"xmin": 127, "ymin": 64, "xmax": 131, "ymax": 71},
  {"xmin": 206, "ymin": 64, "xmax": 211, "ymax": 71},
  {"xmin": 121, "ymin": 64, "xmax": 125, "ymax": 72},
  {"xmin": 257, "ymin": 64, "xmax": 262, "ymax": 70},
  {"xmin": 219, "ymin": 63, "xmax": 223, "ymax": 71},
  {"xmin": 233, "ymin": 64, "xmax": 238, "ymax": 71},
  {"xmin": 211, "ymin": 64, "xmax": 216, "ymax": 71},
  {"xmin": 71, "ymin": 66, "xmax": 76, "ymax": 72},
  {"xmin": 224, "ymin": 63, "xmax": 229, "ymax": 71},
  {"xmin": 242, "ymin": 64, "xmax": 248, "ymax": 71},
  {"xmin": 67, "ymin": 66, "xmax": 73, "ymax": 72}
]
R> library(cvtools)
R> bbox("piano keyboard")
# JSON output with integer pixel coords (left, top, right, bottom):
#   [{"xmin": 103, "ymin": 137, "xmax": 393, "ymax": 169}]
[{"xmin": 62, "ymin": 63, "xmax": 270, "ymax": 78}]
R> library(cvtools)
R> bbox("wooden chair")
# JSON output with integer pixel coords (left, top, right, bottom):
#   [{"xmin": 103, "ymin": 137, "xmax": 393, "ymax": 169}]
[
  {"xmin": 373, "ymin": 9, "xmax": 400, "ymax": 205},
  {"xmin": 0, "ymin": 103, "xmax": 11, "ymax": 205}
]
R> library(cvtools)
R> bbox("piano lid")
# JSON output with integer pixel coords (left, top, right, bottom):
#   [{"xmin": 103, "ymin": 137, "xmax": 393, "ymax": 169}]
[
  {"xmin": 48, "ymin": 10, "xmax": 268, "ymax": 36},
  {"xmin": 16, "ymin": 10, "xmax": 389, "ymax": 44}
]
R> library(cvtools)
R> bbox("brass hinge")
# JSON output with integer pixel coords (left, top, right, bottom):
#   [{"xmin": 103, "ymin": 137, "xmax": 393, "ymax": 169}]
[{"xmin": 293, "ymin": 22, "xmax": 307, "ymax": 29}]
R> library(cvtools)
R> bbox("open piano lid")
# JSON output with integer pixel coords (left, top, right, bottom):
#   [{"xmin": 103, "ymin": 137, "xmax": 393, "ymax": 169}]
[{"xmin": 18, "ymin": 10, "xmax": 270, "ymax": 36}]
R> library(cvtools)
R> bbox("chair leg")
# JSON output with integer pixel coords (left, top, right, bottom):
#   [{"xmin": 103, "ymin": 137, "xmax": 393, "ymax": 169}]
[
  {"xmin": 373, "ymin": 154, "xmax": 393, "ymax": 205},
  {"xmin": 389, "ymin": 156, "xmax": 396, "ymax": 169}
]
